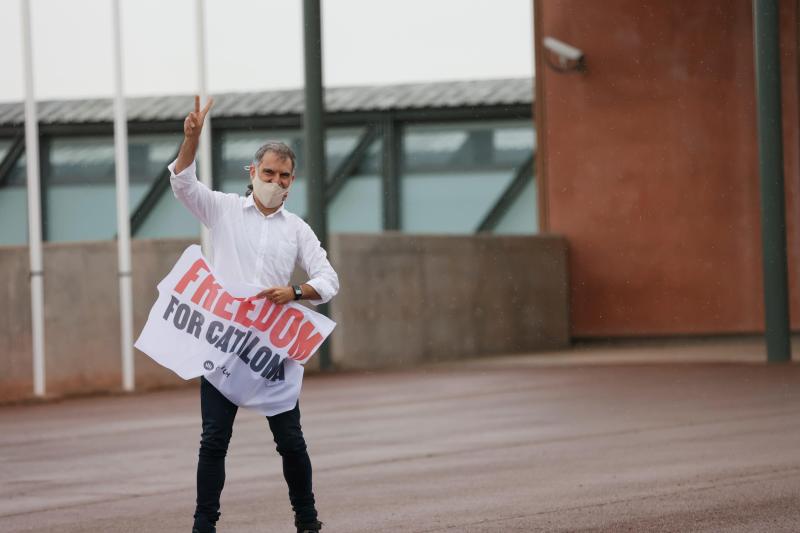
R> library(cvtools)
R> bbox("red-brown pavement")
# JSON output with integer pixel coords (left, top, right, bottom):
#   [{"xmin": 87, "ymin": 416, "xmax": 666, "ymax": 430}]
[{"xmin": 1, "ymin": 341, "xmax": 799, "ymax": 532}]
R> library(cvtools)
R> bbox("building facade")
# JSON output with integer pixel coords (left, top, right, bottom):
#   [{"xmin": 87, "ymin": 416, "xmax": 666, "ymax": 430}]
[
  {"xmin": 534, "ymin": 0, "xmax": 799, "ymax": 337},
  {"xmin": 0, "ymin": 78, "xmax": 537, "ymax": 245}
]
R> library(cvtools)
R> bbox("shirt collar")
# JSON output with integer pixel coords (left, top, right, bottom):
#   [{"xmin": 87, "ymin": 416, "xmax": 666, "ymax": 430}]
[{"xmin": 244, "ymin": 194, "xmax": 287, "ymax": 218}]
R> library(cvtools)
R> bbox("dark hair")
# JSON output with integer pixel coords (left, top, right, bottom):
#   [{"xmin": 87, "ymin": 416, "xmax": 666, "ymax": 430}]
[{"xmin": 246, "ymin": 141, "xmax": 296, "ymax": 196}]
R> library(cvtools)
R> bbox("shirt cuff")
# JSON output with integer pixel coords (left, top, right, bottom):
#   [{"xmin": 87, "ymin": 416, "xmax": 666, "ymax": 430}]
[
  {"xmin": 168, "ymin": 158, "xmax": 197, "ymax": 179},
  {"xmin": 305, "ymin": 278, "xmax": 334, "ymax": 306}
]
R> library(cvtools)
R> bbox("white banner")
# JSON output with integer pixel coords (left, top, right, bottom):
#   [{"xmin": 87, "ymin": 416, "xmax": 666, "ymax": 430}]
[{"xmin": 135, "ymin": 245, "xmax": 336, "ymax": 416}]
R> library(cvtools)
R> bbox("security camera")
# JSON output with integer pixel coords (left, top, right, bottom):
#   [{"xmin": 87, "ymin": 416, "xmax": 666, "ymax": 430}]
[{"xmin": 543, "ymin": 36, "xmax": 585, "ymax": 72}]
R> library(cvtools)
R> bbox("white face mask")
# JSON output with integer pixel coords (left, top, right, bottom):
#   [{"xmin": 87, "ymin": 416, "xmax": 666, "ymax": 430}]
[{"xmin": 251, "ymin": 176, "xmax": 290, "ymax": 208}]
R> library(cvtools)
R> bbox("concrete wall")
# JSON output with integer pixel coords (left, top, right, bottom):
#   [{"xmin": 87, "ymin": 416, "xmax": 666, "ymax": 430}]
[
  {"xmin": 534, "ymin": 0, "xmax": 800, "ymax": 337},
  {"xmin": 0, "ymin": 246, "xmax": 33, "ymax": 402},
  {"xmin": 0, "ymin": 234, "xmax": 569, "ymax": 402},
  {"xmin": 0, "ymin": 239, "xmax": 193, "ymax": 402},
  {"xmin": 328, "ymin": 233, "xmax": 569, "ymax": 369}
]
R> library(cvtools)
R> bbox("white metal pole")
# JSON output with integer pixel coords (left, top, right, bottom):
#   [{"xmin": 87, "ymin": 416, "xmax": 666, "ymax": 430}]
[
  {"xmin": 112, "ymin": 0, "xmax": 135, "ymax": 391},
  {"xmin": 196, "ymin": 0, "xmax": 213, "ymax": 261},
  {"xmin": 20, "ymin": 0, "xmax": 46, "ymax": 398}
]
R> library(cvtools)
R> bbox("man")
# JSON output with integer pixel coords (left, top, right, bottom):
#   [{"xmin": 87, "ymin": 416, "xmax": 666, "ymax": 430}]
[{"xmin": 170, "ymin": 96, "xmax": 338, "ymax": 533}]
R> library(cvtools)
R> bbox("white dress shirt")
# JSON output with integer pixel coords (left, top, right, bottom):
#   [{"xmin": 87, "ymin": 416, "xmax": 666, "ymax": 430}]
[{"xmin": 168, "ymin": 159, "xmax": 339, "ymax": 305}]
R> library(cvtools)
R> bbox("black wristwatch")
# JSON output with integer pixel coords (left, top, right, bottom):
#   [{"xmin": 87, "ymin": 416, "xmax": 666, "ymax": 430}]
[{"xmin": 292, "ymin": 285, "xmax": 303, "ymax": 301}]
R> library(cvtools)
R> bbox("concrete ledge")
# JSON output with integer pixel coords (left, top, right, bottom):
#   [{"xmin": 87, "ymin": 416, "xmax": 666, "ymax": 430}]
[
  {"xmin": 0, "ymin": 233, "xmax": 571, "ymax": 401},
  {"xmin": 0, "ymin": 245, "xmax": 34, "ymax": 402},
  {"xmin": 328, "ymin": 233, "xmax": 570, "ymax": 369},
  {"xmin": 0, "ymin": 239, "xmax": 195, "ymax": 403}
]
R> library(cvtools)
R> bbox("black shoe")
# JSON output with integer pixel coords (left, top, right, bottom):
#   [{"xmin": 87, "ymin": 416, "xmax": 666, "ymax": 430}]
[
  {"xmin": 192, "ymin": 516, "xmax": 217, "ymax": 533},
  {"xmin": 296, "ymin": 519, "xmax": 323, "ymax": 533}
]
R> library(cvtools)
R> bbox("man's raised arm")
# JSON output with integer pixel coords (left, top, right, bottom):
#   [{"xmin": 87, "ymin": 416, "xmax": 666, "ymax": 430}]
[{"xmin": 168, "ymin": 96, "xmax": 221, "ymax": 228}]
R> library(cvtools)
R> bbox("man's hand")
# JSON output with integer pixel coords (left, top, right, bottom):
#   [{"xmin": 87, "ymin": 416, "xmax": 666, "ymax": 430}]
[
  {"xmin": 175, "ymin": 95, "xmax": 214, "ymax": 174},
  {"xmin": 254, "ymin": 286, "xmax": 295, "ymax": 305},
  {"xmin": 184, "ymin": 95, "xmax": 214, "ymax": 141}
]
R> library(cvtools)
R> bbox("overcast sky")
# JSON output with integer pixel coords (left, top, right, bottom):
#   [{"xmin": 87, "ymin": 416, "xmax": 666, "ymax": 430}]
[{"xmin": 0, "ymin": 0, "xmax": 533, "ymax": 103}]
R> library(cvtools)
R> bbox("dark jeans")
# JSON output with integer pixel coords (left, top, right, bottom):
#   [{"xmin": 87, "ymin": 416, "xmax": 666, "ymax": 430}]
[{"xmin": 194, "ymin": 376, "xmax": 317, "ymax": 529}]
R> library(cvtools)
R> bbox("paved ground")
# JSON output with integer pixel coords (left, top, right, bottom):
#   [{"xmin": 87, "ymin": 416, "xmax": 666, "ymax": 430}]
[{"xmin": 1, "ymin": 342, "xmax": 799, "ymax": 532}]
